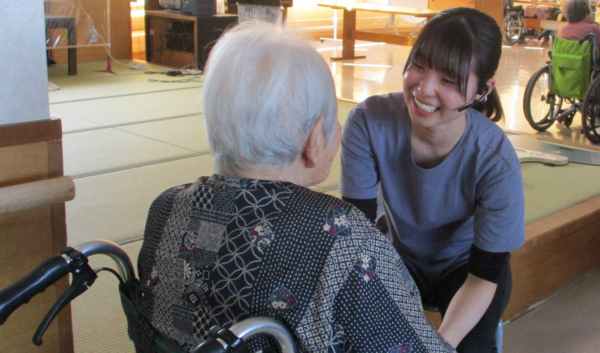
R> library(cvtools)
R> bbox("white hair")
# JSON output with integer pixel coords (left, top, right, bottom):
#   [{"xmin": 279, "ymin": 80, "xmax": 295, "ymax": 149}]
[{"xmin": 202, "ymin": 21, "xmax": 338, "ymax": 176}]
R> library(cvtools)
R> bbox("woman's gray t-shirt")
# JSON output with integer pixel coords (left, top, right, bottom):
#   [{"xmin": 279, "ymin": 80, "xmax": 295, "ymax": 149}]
[{"xmin": 340, "ymin": 92, "xmax": 525, "ymax": 290}]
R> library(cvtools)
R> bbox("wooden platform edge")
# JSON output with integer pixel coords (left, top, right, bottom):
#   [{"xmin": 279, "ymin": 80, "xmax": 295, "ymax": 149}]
[{"xmin": 505, "ymin": 192, "xmax": 600, "ymax": 320}]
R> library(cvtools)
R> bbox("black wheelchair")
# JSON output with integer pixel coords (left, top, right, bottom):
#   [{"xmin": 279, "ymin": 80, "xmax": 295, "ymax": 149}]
[
  {"xmin": 502, "ymin": 0, "xmax": 562, "ymax": 46},
  {"xmin": 0, "ymin": 240, "xmax": 296, "ymax": 353},
  {"xmin": 523, "ymin": 30, "xmax": 600, "ymax": 143}
]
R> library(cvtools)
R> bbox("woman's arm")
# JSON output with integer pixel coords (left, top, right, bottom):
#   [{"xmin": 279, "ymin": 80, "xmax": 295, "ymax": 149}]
[
  {"xmin": 437, "ymin": 241, "xmax": 510, "ymax": 347},
  {"xmin": 437, "ymin": 274, "xmax": 496, "ymax": 348},
  {"xmin": 436, "ymin": 143, "xmax": 524, "ymax": 347},
  {"xmin": 437, "ymin": 242, "xmax": 510, "ymax": 347}
]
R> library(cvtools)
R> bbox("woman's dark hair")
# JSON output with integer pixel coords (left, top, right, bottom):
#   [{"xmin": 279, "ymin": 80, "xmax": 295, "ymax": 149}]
[
  {"xmin": 562, "ymin": 0, "xmax": 591, "ymax": 23},
  {"xmin": 403, "ymin": 7, "xmax": 504, "ymax": 122}
]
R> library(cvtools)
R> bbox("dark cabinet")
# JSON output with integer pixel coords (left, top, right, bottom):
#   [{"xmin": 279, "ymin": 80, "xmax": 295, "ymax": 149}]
[{"xmin": 145, "ymin": 10, "xmax": 238, "ymax": 69}]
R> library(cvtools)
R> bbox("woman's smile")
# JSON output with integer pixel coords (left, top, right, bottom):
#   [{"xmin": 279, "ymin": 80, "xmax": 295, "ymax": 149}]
[
  {"xmin": 413, "ymin": 95, "xmax": 440, "ymax": 114},
  {"xmin": 403, "ymin": 61, "xmax": 482, "ymax": 130}
]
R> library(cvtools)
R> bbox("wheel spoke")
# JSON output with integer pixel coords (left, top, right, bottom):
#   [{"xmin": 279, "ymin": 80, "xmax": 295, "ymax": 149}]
[
  {"xmin": 524, "ymin": 66, "xmax": 557, "ymax": 131},
  {"xmin": 582, "ymin": 77, "xmax": 600, "ymax": 143},
  {"xmin": 503, "ymin": 11, "xmax": 523, "ymax": 45}
]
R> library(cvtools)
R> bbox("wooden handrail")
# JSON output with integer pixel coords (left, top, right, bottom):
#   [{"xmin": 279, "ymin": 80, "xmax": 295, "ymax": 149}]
[{"xmin": 0, "ymin": 176, "xmax": 75, "ymax": 215}]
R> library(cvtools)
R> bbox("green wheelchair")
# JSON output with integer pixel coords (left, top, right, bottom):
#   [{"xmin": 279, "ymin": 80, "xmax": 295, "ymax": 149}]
[{"xmin": 523, "ymin": 31, "xmax": 600, "ymax": 143}]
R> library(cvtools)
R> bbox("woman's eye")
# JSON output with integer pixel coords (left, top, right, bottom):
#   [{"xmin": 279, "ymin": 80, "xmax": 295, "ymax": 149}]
[
  {"xmin": 442, "ymin": 78, "xmax": 457, "ymax": 85},
  {"xmin": 412, "ymin": 62, "xmax": 424, "ymax": 70}
]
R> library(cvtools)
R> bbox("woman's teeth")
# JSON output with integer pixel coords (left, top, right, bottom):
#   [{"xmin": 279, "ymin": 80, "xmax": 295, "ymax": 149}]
[{"xmin": 415, "ymin": 98, "xmax": 438, "ymax": 113}]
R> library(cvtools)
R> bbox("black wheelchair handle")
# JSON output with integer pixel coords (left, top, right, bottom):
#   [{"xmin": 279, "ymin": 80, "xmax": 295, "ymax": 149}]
[
  {"xmin": 0, "ymin": 255, "xmax": 70, "ymax": 325},
  {"xmin": 579, "ymin": 33, "xmax": 595, "ymax": 44},
  {"xmin": 538, "ymin": 29, "xmax": 553, "ymax": 41}
]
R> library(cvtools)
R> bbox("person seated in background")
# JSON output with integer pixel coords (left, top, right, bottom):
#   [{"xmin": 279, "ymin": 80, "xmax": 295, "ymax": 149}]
[
  {"xmin": 136, "ymin": 21, "xmax": 455, "ymax": 353},
  {"xmin": 557, "ymin": 0, "xmax": 600, "ymax": 49}
]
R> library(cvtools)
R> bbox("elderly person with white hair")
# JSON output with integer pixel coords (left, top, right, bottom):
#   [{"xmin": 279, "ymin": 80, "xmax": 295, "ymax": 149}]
[{"xmin": 137, "ymin": 22, "xmax": 454, "ymax": 353}]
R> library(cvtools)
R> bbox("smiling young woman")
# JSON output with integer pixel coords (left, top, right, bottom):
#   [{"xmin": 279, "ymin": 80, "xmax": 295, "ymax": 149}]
[{"xmin": 340, "ymin": 7, "xmax": 525, "ymax": 353}]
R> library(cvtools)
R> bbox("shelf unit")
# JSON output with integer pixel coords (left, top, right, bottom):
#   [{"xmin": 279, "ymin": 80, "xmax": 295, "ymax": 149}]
[{"xmin": 145, "ymin": 10, "xmax": 238, "ymax": 69}]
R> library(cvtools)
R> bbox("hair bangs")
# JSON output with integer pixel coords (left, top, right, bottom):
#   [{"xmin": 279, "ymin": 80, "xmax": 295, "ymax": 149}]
[{"xmin": 409, "ymin": 18, "xmax": 475, "ymax": 98}]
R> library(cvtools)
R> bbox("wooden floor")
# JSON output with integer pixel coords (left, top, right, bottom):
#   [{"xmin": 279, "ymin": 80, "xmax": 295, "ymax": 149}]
[{"xmin": 315, "ymin": 37, "xmax": 598, "ymax": 146}]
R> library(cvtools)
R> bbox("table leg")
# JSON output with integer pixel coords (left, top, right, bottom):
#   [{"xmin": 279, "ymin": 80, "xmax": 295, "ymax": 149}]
[
  {"xmin": 67, "ymin": 18, "xmax": 77, "ymax": 75},
  {"xmin": 145, "ymin": 15, "xmax": 153, "ymax": 63},
  {"xmin": 331, "ymin": 9, "xmax": 366, "ymax": 60}
]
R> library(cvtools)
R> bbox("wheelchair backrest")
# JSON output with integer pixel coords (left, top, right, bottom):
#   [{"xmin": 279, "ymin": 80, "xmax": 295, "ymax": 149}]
[{"xmin": 550, "ymin": 36, "xmax": 594, "ymax": 100}]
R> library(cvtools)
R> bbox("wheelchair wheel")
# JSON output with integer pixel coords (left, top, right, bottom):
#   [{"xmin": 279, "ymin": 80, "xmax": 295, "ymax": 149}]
[
  {"xmin": 582, "ymin": 77, "xmax": 600, "ymax": 143},
  {"xmin": 523, "ymin": 66, "xmax": 557, "ymax": 131},
  {"xmin": 503, "ymin": 11, "xmax": 523, "ymax": 45}
]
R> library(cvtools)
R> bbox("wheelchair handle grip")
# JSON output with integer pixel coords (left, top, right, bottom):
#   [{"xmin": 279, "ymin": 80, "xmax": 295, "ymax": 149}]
[
  {"xmin": 0, "ymin": 255, "xmax": 70, "ymax": 325},
  {"xmin": 538, "ymin": 29, "xmax": 553, "ymax": 41},
  {"xmin": 579, "ymin": 33, "xmax": 595, "ymax": 44}
]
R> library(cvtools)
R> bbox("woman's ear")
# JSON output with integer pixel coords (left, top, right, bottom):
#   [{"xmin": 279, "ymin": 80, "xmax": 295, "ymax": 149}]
[
  {"xmin": 478, "ymin": 78, "xmax": 496, "ymax": 100},
  {"xmin": 302, "ymin": 117, "xmax": 325, "ymax": 169}
]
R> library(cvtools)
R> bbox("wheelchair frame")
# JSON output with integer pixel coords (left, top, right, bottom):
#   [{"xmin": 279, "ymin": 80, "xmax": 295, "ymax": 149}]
[
  {"xmin": 0, "ymin": 240, "xmax": 296, "ymax": 353},
  {"xmin": 502, "ymin": 1, "xmax": 562, "ymax": 46},
  {"xmin": 523, "ymin": 31, "xmax": 600, "ymax": 143}
]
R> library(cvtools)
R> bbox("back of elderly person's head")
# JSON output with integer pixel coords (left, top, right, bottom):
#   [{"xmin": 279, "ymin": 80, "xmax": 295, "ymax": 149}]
[
  {"xmin": 562, "ymin": 0, "xmax": 592, "ymax": 23},
  {"xmin": 202, "ymin": 21, "xmax": 338, "ymax": 176}
]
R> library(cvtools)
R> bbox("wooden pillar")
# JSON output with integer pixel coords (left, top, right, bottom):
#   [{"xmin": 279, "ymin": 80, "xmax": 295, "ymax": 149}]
[{"xmin": 0, "ymin": 119, "xmax": 73, "ymax": 353}]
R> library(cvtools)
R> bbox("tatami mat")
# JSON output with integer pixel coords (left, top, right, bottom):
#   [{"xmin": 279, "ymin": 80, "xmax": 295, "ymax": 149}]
[
  {"xmin": 49, "ymin": 75, "xmax": 202, "ymax": 104},
  {"xmin": 71, "ymin": 240, "xmax": 141, "ymax": 353},
  {"xmin": 63, "ymin": 127, "xmax": 201, "ymax": 178},
  {"xmin": 48, "ymin": 61, "xmax": 202, "ymax": 105},
  {"xmin": 117, "ymin": 115, "xmax": 209, "ymax": 153},
  {"xmin": 66, "ymin": 155, "xmax": 214, "ymax": 245},
  {"xmin": 337, "ymin": 99, "xmax": 357, "ymax": 127},
  {"xmin": 325, "ymin": 189, "xmax": 342, "ymax": 199},
  {"xmin": 522, "ymin": 162, "xmax": 600, "ymax": 223},
  {"xmin": 52, "ymin": 88, "xmax": 204, "ymax": 133},
  {"xmin": 53, "ymin": 112, "xmax": 105, "ymax": 133},
  {"xmin": 306, "ymin": 99, "xmax": 355, "ymax": 193},
  {"xmin": 48, "ymin": 61, "xmax": 169, "ymax": 82}
]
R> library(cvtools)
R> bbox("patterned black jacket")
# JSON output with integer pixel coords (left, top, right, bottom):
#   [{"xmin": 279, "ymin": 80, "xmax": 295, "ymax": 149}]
[{"xmin": 138, "ymin": 175, "xmax": 455, "ymax": 353}]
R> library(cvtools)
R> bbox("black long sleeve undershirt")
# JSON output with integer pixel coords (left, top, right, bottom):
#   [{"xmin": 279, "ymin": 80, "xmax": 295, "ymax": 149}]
[
  {"xmin": 342, "ymin": 196, "xmax": 377, "ymax": 223},
  {"xmin": 469, "ymin": 244, "xmax": 510, "ymax": 284}
]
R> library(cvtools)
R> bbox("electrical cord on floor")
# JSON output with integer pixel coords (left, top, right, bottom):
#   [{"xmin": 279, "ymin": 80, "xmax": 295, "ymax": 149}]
[
  {"xmin": 181, "ymin": 64, "xmax": 203, "ymax": 75},
  {"xmin": 147, "ymin": 75, "xmax": 203, "ymax": 83},
  {"xmin": 145, "ymin": 69, "xmax": 203, "ymax": 83},
  {"xmin": 145, "ymin": 69, "xmax": 202, "ymax": 75}
]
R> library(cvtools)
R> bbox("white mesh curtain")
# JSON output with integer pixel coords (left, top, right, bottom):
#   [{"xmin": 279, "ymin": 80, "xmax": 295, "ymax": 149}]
[{"xmin": 44, "ymin": 0, "xmax": 110, "ymax": 51}]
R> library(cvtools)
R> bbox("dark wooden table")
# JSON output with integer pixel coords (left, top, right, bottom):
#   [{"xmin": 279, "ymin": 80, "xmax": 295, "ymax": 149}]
[
  {"xmin": 318, "ymin": 2, "xmax": 439, "ymax": 60},
  {"xmin": 45, "ymin": 15, "xmax": 77, "ymax": 75}
]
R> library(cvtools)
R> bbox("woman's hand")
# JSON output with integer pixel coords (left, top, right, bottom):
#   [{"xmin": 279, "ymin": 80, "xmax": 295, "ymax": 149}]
[{"xmin": 437, "ymin": 273, "xmax": 497, "ymax": 348}]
